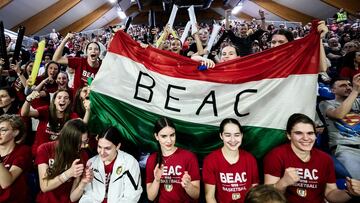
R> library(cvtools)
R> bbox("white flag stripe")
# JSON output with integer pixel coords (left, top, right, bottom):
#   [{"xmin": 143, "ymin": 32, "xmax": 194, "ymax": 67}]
[{"xmin": 92, "ymin": 52, "xmax": 317, "ymax": 129}]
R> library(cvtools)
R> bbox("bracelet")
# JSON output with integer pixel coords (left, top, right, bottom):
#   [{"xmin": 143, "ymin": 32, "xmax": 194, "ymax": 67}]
[
  {"xmin": 60, "ymin": 172, "xmax": 69, "ymax": 182},
  {"xmin": 25, "ymin": 97, "xmax": 32, "ymax": 103}
]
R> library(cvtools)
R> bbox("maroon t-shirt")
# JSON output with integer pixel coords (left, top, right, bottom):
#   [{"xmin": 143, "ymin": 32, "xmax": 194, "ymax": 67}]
[
  {"xmin": 35, "ymin": 141, "xmax": 89, "ymax": 203},
  {"xmin": 102, "ymin": 158, "xmax": 116, "ymax": 203},
  {"xmin": 202, "ymin": 149, "xmax": 259, "ymax": 203},
  {"xmin": 32, "ymin": 106, "xmax": 78, "ymax": 156},
  {"xmin": 146, "ymin": 148, "xmax": 200, "ymax": 203},
  {"xmin": 68, "ymin": 57, "xmax": 100, "ymax": 92},
  {"xmin": 0, "ymin": 145, "xmax": 32, "ymax": 203},
  {"xmin": 264, "ymin": 144, "xmax": 336, "ymax": 203}
]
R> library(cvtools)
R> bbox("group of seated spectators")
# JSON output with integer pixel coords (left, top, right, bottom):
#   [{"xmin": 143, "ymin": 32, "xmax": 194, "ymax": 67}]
[{"xmin": 0, "ymin": 7, "xmax": 359, "ymax": 203}]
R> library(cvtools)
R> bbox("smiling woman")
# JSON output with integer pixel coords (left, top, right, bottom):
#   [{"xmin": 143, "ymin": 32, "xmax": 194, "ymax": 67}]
[
  {"xmin": 20, "ymin": 89, "xmax": 85, "ymax": 157},
  {"xmin": 202, "ymin": 118, "xmax": 259, "ymax": 203},
  {"xmin": 145, "ymin": 117, "xmax": 201, "ymax": 203},
  {"xmin": 78, "ymin": 127, "xmax": 143, "ymax": 203},
  {"xmin": 264, "ymin": 113, "xmax": 360, "ymax": 203}
]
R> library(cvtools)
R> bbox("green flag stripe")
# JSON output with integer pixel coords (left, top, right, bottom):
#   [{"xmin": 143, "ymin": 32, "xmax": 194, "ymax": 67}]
[{"xmin": 89, "ymin": 91, "xmax": 286, "ymax": 158}]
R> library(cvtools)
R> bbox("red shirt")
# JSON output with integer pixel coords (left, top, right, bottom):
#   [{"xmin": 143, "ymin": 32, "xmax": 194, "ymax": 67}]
[
  {"xmin": 264, "ymin": 144, "xmax": 336, "ymax": 203},
  {"xmin": 0, "ymin": 145, "xmax": 32, "ymax": 203},
  {"xmin": 146, "ymin": 148, "xmax": 200, "ymax": 203},
  {"xmin": 35, "ymin": 141, "xmax": 89, "ymax": 203},
  {"xmin": 32, "ymin": 106, "xmax": 78, "ymax": 157},
  {"xmin": 339, "ymin": 66, "xmax": 360, "ymax": 80},
  {"xmin": 31, "ymin": 75, "xmax": 58, "ymax": 108},
  {"xmin": 202, "ymin": 149, "xmax": 259, "ymax": 203},
  {"xmin": 68, "ymin": 57, "xmax": 100, "ymax": 91},
  {"xmin": 102, "ymin": 158, "xmax": 116, "ymax": 203}
]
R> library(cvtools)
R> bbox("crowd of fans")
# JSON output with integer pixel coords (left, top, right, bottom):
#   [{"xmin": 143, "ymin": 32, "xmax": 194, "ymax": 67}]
[{"xmin": 0, "ymin": 7, "xmax": 360, "ymax": 203}]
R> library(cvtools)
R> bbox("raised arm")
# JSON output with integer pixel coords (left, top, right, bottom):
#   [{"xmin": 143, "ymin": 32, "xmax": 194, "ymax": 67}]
[
  {"xmin": 53, "ymin": 33, "xmax": 74, "ymax": 64},
  {"xmin": 21, "ymin": 91, "xmax": 40, "ymax": 117},
  {"xmin": 326, "ymin": 74, "xmax": 360, "ymax": 119}
]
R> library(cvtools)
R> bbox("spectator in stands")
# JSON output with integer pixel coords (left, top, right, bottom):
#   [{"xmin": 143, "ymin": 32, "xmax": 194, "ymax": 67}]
[
  {"xmin": 21, "ymin": 89, "xmax": 88, "ymax": 156},
  {"xmin": 339, "ymin": 51, "xmax": 360, "ymax": 79},
  {"xmin": 342, "ymin": 42, "xmax": 359, "ymax": 55},
  {"xmin": 202, "ymin": 118, "xmax": 259, "ymax": 203},
  {"xmin": 319, "ymin": 74, "xmax": 360, "ymax": 179},
  {"xmin": 55, "ymin": 71, "xmax": 70, "ymax": 91},
  {"xmin": 270, "ymin": 29, "xmax": 294, "ymax": 48},
  {"xmin": 11, "ymin": 60, "xmax": 33, "ymax": 104},
  {"xmin": 264, "ymin": 113, "xmax": 360, "ymax": 202},
  {"xmin": 0, "ymin": 86, "xmax": 19, "ymax": 116},
  {"xmin": 219, "ymin": 45, "xmax": 239, "ymax": 62},
  {"xmin": 78, "ymin": 127, "xmax": 142, "ymax": 203},
  {"xmin": 28, "ymin": 61, "xmax": 59, "ymax": 108},
  {"xmin": 73, "ymin": 86, "xmax": 90, "ymax": 119},
  {"xmin": 215, "ymin": 10, "xmax": 266, "ymax": 56},
  {"xmin": 35, "ymin": 119, "xmax": 92, "ymax": 203},
  {"xmin": 53, "ymin": 33, "xmax": 101, "ymax": 91},
  {"xmin": 0, "ymin": 114, "xmax": 32, "ymax": 202},
  {"xmin": 146, "ymin": 117, "xmax": 200, "ymax": 202},
  {"xmin": 244, "ymin": 185, "xmax": 286, "ymax": 203}
]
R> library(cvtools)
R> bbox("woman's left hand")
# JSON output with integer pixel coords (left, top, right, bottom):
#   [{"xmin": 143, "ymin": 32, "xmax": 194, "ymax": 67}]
[
  {"xmin": 181, "ymin": 171, "xmax": 192, "ymax": 189},
  {"xmin": 81, "ymin": 162, "xmax": 93, "ymax": 184},
  {"xmin": 83, "ymin": 99, "xmax": 91, "ymax": 111}
]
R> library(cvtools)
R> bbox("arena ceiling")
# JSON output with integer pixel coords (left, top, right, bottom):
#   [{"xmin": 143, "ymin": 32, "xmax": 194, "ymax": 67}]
[{"xmin": 0, "ymin": 0, "xmax": 358, "ymax": 37}]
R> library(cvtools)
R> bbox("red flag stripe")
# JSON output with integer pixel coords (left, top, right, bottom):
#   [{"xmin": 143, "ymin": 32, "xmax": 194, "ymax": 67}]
[{"xmin": 108, "ymin": 30, "xmax": 320, "ymax": 84}]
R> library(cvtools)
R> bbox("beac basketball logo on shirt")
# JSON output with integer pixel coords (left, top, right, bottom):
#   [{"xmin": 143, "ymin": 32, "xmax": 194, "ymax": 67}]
[
  {"xmin": 232, "ymin": 193, "xmax": 241, "ymax": 200},
  {"xmin": 297, "ymin": 188, "xmax": 307, "ymax": 197},
  {"xmin": 220, "ymin": 172, "xmax": 247, "ymax": 183}
]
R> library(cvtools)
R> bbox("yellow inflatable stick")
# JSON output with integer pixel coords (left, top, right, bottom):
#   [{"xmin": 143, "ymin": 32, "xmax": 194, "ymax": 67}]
[{"xmin": 29, "ymin": 40, "xmax": 45, "ymax": 86}]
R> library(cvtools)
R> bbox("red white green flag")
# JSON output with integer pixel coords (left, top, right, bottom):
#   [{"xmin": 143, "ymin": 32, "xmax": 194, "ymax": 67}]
[{"xmin": 89, "ymin": 29, "xmax": 320, "ymax": 158}]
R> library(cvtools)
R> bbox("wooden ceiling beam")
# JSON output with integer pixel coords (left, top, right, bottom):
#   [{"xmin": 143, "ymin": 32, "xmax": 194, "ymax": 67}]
[
  {"xmin": 59, "ymin": 2, "xmax": 113, "ymax": 35},
  {"xmin": 252, "ymin": 0, "xmax": 315, "ymax": 25},
  {"xmin": 321, "ymin": 0, "xmax": 359, "ymax": 16},
  {"xmin": 0, "ymin": 0, "xmax": 12, "ymax": 9},
  {"xmin": 11, "ymin": 0, "xmax": 81, "ymax": 35},
  {"xmin": 103, "ymin": 17, "xmax": 122, "ymax": 28},
  {"xmin": 235, "ymin": 12, "xmax": 254, "ymax": 21}
]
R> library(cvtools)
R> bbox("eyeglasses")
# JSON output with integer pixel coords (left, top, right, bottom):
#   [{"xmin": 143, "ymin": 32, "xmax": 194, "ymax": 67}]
[{"xmin": 0, "ymin": 128, "xmax": 12, "ymax": 135}]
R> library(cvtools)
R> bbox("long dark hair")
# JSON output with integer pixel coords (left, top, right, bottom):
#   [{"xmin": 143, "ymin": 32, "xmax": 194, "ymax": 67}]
[
  {"xmin": 46, "ymin": 119, "xmax": 88, "ymax": 179},
  {"xmin": 219, "ymin": 118, "xmax": 243, "ymax": 134},
  {"xmin": 153, "ymin": 117, "xmax": 176, "ymax": 166},
  {"xmin": 41, "ymin": 61, "xmax": 59, "ymax": 78},
  {"xmin": 73, "ymin": 86, "xmax": 87, "ymax": 118},
  {"xmin": 48, "ymin": 89, "xmax": 73, "ymax": 132},
  {"xmin": 286, "ymin": 113, "xmax": 315, "ymax": 135}
]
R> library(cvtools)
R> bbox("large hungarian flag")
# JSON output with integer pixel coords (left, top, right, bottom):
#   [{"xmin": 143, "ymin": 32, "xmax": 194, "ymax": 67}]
[{"xmin": 89, "ymin": 28, "xmax": 320, "ymax": 158}]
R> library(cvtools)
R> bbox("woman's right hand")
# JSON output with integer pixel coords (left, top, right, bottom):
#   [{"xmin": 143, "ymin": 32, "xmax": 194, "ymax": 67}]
[
  {"xmin": 280, "ymin": 167, "xmax": 300, "ymax": 187},
  {"xmin": 153, "ymin": 163, "xmax": 163, "ymax": 182},
  {"xmin": 26, "ymin": 91, "xmax": 40, "ymax": 102}
]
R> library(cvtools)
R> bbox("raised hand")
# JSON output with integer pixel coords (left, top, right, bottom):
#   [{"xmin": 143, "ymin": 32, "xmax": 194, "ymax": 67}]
[
  {"xmin": 181, "ymin": 171, "xmax": 192, "ymax": 189},
  {"xmin": 68, "ymin": 159, "xmax": 85, "ymax": 178},
  {"xmin": 153, "ymin": 163, "xmax": 163, "ymax": 182},
  {"xmin": 281, "ymin": 167, "xmax": 300, "ymax": 187}
]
